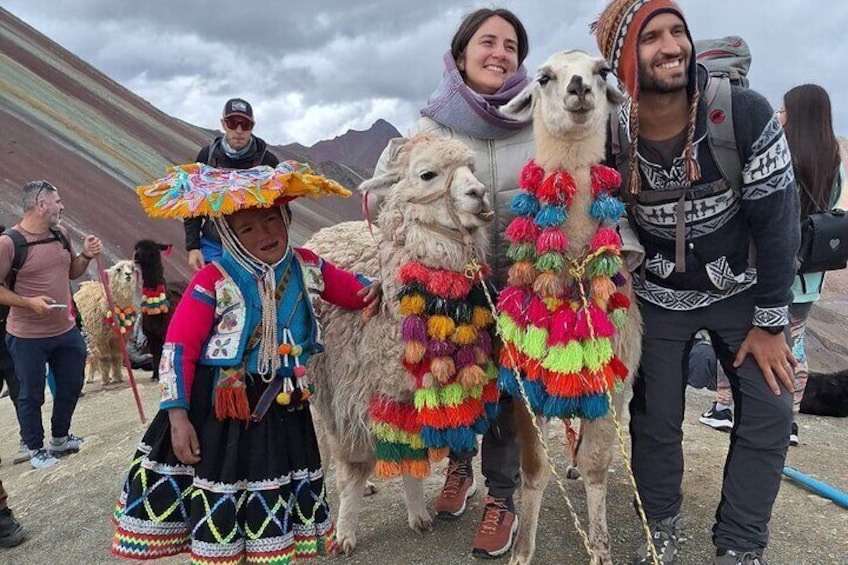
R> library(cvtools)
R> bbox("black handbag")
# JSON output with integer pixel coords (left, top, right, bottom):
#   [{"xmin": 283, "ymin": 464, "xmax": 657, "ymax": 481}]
[{"xmin": 797, "ymin": 179, "xmax": 848, "ymax": 274}]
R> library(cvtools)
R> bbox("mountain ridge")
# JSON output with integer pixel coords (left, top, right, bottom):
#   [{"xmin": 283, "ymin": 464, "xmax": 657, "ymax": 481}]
[{"xmin": 0, "ymin": 7, "xmax": 398, "ymax": 286}]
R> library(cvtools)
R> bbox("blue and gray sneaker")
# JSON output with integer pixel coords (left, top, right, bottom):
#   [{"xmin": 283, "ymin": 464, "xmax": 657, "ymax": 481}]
[
  {"xmin": 633, "ymin": 514, "xmax": 681, "ymax": 564},
  {"xmin": 29, "ymin": 449, "xmax": 59, "ymax": 470}
]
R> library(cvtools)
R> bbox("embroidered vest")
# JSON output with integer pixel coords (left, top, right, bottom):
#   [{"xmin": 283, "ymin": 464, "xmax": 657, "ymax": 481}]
[{"xmin": 199, "ymin": 249, "xmax": 326, "ymax": 366}]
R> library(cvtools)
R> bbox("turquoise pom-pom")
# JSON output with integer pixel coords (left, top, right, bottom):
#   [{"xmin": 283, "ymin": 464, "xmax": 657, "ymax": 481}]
[
  {"xmin": 511, "ymin": 192, "xmax": 540, "ymax": 217},
  {"xmin": 535, "ymin": 205, "xmax": 567, "ymax": 228},
  {"xmin": 590, "ymin": 194, "xmax": 625, "ymax": 223}
]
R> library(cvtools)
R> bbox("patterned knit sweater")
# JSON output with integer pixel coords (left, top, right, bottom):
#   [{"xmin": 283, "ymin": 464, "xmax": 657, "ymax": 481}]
[{"xmin": 618, "ymin": 69, "xmax": 800, "ymax": 327}]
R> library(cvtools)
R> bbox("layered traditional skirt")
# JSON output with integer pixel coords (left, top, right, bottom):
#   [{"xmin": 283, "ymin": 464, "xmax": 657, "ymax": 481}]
[{"xmin": 112, "ymin": 368, "xmax": 335, "ymax": 564}]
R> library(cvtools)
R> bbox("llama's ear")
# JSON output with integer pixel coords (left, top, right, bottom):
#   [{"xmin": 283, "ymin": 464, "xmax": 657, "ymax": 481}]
[
  {"xmin": 358, "ymin": 137, "xmax": 406, "ymax": 198},
  {"xmin": 501, "ymin": 84, "xmax": 536, "ymax": 120},
  {"xmin": 158, "ymin": 243, "xmax": 173, "ymax": 256},
  {"xmin": 606, "ymin": 81, "xmax": 626, "ymax": 107}
]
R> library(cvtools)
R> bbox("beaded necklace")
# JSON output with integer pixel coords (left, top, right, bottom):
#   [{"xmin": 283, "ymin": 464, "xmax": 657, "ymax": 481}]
[{"xmin": 497, "ymin": 159, "xmax": 632, "ymax": 420}]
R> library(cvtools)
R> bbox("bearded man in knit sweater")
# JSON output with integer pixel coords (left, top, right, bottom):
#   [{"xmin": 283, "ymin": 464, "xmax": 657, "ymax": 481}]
[{"xmin": 594, "ymin": 1, "xmax": 800, "ymax": 564}]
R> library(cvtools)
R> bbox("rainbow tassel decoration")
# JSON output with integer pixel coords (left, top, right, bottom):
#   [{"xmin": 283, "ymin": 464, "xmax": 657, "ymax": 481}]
[
  {"xmin": 370, "ymin": 396, "xmax": 432, "ymax": 479},
  {"xmin": 497, "ymin": 160, "xmax": 632, "ymax": 420},
  {"xmin": 398, "ymin": 260, "xmax": 500, "ymax": 456}
]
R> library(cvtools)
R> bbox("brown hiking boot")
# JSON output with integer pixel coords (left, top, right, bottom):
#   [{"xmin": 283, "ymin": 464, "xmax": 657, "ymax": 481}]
[
  {"xmin": 435, "ymin": 460, "xmax": 477, "ymax": 519},
  {"xmin": 472, "ymin": 495, "xmax": 517, "ymax": 559}
]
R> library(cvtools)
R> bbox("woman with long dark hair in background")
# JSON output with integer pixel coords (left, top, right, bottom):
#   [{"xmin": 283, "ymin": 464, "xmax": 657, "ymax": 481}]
[{"xmin": 779, "ymin": 83, "xmax": 844, "ymax": 445}]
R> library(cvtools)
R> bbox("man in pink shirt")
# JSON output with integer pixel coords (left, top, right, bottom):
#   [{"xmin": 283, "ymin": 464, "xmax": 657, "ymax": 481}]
[{"xmin": 0, "ymin": 180, "xmax": 103, "ymax": 469}]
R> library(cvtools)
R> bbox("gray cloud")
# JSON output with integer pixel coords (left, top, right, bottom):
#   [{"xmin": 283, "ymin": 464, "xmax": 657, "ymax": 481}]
[{"xmin": 4, "ymin": 0, "xmax": 847, "ymax": 146}]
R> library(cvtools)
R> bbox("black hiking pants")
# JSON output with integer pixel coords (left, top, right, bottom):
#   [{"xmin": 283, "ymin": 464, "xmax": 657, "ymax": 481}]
[{"xmin": 631, "ymin": 290, "xmax": 792, "ymax": 552}]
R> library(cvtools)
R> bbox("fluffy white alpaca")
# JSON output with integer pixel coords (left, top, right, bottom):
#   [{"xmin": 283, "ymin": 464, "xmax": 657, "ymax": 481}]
[{"xmin": 305, "ymin": 133, "xmax": 495, "ymax": 555}]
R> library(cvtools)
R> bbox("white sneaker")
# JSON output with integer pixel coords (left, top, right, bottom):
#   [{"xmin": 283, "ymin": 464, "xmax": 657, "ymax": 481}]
[{"xmin": 29, "ymin": 449, "xmax": 59, "ymax": 469}]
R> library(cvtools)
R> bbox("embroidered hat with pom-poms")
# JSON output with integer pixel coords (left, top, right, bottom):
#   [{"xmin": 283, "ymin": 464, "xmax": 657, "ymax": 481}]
[{"xmin": 591, "ymin": 0, "xmax": 700, "ymax": 194}]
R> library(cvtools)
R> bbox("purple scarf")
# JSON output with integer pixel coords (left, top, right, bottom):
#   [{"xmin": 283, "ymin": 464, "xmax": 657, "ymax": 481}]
[{"xmin": 421, "ymin": 51, "xmax": 531, "ymax": 140}]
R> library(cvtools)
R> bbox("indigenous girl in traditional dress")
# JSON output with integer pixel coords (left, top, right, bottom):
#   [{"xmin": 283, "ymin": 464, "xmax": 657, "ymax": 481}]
[{"xmin": 112, "ymin": 161, "xmax": 380, "ymax": 564}]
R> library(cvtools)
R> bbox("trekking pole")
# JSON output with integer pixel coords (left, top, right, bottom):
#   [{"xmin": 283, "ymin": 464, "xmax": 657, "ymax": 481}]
[
  {"xmin": 96, "ymin": 255, "xmax": 147, "ymax": 424},
  {"xmin": 783, "ymin": 466, "xmax": 848, "ymax": 509}
]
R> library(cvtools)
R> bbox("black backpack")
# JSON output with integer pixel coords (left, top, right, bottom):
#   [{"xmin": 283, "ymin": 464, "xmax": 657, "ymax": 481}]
[{"xmin": 0, "ymin": 226, "xmax": 71, "ymax": 327}]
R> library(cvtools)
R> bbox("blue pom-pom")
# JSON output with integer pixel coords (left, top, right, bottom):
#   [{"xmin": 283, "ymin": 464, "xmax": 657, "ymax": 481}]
[
  {"xmin": 445, "ymin": 427, "xmax": 477, "ymax": 452},
  {"xmin": 498, "ymin": 365, "xmax": 520, "ymax": 395},
  {"xmin": 511, "ymin": 193, "xmax": 540, "ymax": 217},
  {"xmin": 523, "ymin": 379, "xmax": 547, "ymax": 413},
  {"xmin": 421, "ymin": 426, "xmax": 447, "ymax": 448},
  {"xmin": 590, "ymin": 194, "xmax": 625, "ymax": 223},
  {"xmin": 472, "ymin": 416, "xmax": 490, "ymax": 435},
  {"xmin": 543, "ymin": 395, "xmax": 580, "ymax": 419},
  {"xmin": 535, "ymin": 205, "xmax": 567, "ymax": 228},
  {"xmin": 579, "ymin": 393, "xmax": 610, "ymax": 421},
  {"xmin": 484, "ymin": 401, "xmax": 501, "ymax": 422}
]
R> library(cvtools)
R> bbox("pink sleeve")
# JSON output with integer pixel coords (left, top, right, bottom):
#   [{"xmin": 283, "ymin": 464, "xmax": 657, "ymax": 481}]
[
  {"xmin": 161, "ymin": 265, "xmax": 220, "ymax": 408},
  {"xmin": 296, "ymin": 247, "xmax": 370, "ymax": 310}
]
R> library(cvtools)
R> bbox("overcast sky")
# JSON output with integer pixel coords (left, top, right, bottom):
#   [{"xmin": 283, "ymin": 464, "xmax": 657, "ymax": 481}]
[{"xmin": 4, "ymin": 1, "xmax": 846, "ymax": 146}]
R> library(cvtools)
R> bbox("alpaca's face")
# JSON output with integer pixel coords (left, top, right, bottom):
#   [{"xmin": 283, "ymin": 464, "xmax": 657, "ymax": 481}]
[
  {"xmin": 503, "ymin": 50, "xmax": 625, "ymax": 139},
  {"xmin": 404, "ymin": 138, "xmax": 493, "ymax": 231},
  {"xmin": 109, "ymin": 260, "xmax": 136, "ymax": 285}
]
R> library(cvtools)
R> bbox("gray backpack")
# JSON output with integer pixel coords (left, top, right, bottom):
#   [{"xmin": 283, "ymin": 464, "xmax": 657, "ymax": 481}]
[{"xmin": 694, "ymin": 36, "xmax": 752, "ymax": 88}]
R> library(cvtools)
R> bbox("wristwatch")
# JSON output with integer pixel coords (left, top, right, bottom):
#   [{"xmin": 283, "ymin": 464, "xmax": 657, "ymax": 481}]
[{"xmin": 760, "ymin": 325, "xmax": 785, "ymax": 335}]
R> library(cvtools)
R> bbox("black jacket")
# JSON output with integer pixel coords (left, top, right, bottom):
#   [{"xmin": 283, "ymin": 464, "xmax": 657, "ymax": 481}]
[{"xmin": 184, "ymin": 136, "xmax": 280, "ymax": 251}]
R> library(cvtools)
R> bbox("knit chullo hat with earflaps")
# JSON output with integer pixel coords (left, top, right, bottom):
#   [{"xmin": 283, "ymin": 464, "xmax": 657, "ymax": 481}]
[{"xmin": 592, "ymin": 0, "xmax": 701, "ymax": 194}]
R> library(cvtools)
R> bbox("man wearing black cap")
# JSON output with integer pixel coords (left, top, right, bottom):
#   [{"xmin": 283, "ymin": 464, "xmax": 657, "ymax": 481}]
[{"xmin": 184, "ymin": 98, "xmax": 280, "ymax": 271}]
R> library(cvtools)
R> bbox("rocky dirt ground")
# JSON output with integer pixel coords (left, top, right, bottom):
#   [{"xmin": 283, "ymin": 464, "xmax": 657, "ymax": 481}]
[{"xmin": 1, "ymin": 274, "xmax": 847, "ymax": 565}]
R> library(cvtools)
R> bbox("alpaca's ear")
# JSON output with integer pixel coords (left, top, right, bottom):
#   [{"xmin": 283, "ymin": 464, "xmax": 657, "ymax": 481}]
[
  {"xmin": 359, "ymin": 137, "xmax": 406, "ymax": 198},
  {"xmin": 502, "ymin": 83, "xmax": 536, "ymax": 120}
]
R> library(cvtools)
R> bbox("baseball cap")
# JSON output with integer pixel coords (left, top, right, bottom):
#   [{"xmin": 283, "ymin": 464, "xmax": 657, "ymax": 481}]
[{"xmin": 222, "ymin": 98, "xmax": 254, "ymax": 122}]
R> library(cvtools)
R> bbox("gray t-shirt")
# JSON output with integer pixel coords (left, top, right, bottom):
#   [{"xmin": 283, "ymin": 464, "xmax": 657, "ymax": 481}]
[{"xmin": 639, "ymin": 127, "xmax": 687, "ymax": 171}]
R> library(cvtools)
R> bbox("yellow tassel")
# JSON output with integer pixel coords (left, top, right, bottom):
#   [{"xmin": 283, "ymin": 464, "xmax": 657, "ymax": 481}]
[
  {"xmin": 428, "ymin": 315, "xmax": 456, "ymax": 341},
  {"xmin": 543, "ymin": 296, "xmax": 563, "ymax": 311},
  {"xmin": 471, "ymin": 306, "xmax": 494, "ymax": 329},
  {"xmin": 453, "ymin": 325, "xmax": 478, "ymax": 345},
  {"xmin": 399, "ymin": 294, "xmax": 426, "ymax": 316}
]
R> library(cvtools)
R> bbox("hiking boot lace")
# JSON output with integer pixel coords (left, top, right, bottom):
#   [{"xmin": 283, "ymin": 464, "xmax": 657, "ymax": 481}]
[
  {"xmin": 479, "ymin": 496, "xmax": 509, "ymax": 535},
  {"xmin": 440, "ymin": 462, "xmax": 468, "ymax": 499}
]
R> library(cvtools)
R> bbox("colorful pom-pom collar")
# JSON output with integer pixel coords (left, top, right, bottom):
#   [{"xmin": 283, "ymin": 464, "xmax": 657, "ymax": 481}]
[{"xmin": 498, "ymin": 159, "xmax": 631, "ymax": 421}]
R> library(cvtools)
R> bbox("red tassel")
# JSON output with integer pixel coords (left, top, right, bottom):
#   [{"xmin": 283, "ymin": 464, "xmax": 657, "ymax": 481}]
[{"xmin": 214, "ymin": 386, "xmax": 250, "ymax": 421}]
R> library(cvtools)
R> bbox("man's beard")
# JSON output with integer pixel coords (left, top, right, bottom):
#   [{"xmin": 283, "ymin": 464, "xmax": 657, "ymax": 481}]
[{"xmin": 639, "ymin": 59, "xmax": 689, "ymax": 93}]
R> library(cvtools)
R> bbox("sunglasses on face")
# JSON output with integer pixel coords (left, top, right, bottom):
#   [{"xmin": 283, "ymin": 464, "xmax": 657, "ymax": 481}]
[{"xmin": 224, "ymin": 117, "xmax": 254, "ymax": 131}]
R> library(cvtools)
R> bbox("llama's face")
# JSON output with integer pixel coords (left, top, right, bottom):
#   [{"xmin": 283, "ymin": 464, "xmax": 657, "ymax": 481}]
[
  {"xmin": 502, "ymin": 50, "xmax": 625, "ymax": 138},
  {"xmin": 405, "ymin": 138, "xmax": 493, "ymax": 230},
  {"xmin": 109, "ymin": 260, "xmax": 136, "ymax": 285}
]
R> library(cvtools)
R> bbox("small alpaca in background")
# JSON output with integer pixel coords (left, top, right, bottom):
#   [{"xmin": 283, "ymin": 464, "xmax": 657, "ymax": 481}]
[
  {"xmin": 75, "ymin": 260, "xmax": 137, "ymax": 385},
  {"xmin": 134, "ymin": 240, "xmax": 182, "ymax": 381}
]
